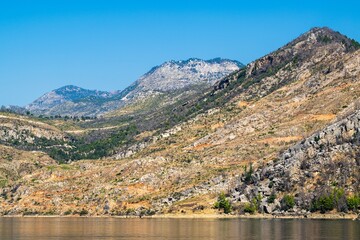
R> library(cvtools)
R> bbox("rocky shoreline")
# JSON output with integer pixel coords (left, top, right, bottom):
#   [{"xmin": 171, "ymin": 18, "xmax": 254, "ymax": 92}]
[{"xmin": 1, "ymin": 213, "xmax": 359, "ymax": 220}]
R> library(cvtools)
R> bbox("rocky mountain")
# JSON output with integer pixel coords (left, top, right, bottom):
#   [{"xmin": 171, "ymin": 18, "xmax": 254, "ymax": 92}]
[
  {"xmin": 25, "ymin": 85, "xmax": 121, "ymax": 117},
  {"xmin": 121, "ymin": 58, "xmax": 243, "ymax": 101},
  {"xmin": 25, "ymin": 59, "xmax": 243, "ymax": 117},
  {"xmin": 1, "ymin": 27, "xmax": 360, "ymax": 217}
]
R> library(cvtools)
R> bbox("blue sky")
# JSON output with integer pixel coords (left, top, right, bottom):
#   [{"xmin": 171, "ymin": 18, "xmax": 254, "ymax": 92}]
[{"xmin": 1, "ymin": 0, "xmax": 360, "ymax": 106}]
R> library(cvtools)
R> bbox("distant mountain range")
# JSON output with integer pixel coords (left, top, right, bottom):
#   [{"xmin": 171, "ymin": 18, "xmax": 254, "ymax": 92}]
[{"xmin": 23, "ymin": 58, "xmax": 244, "ymax": 117}]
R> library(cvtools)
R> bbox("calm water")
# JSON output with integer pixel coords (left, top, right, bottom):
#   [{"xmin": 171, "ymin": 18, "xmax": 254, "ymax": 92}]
[{"xmin": 0, "ymin": 217, "xmax": 359, "ymax": 240}]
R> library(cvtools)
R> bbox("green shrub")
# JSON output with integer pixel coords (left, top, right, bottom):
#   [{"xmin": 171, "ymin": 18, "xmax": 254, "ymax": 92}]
[
  {"xmin": 243, "ymin": 203, "xmax": 256, "ymax": 214},
  {"xmin": 254, "ymin": 194, "xmax": 262, "ymax": 211},
  {"xmin": 242, "ymin": 194, "xmax": 262, "ymax": 214},
  {"xmin": 64, "ymin": 210, "xmax": 72, "ymax": 215},
  {"xmin": 281, "ymin": 195, "xmax": 295, "ymax": 211},
  {"xmin": 310, "ymin": 188, "xmax": 346, "ymax": 213},
  {"xmin": 243, "ymin": 164, "xmax": 253, "ymax": 183},
  {"xmin": 79, "ymin": 209, "xmax": 88, "ymax": 216},
  {"xmin": 347, "ymin": 195, "xmax": 360, "ymax": 211},
  {"xmin": 214, "ymin": 193, "xmax": 232, "ymax": 214},
  {"xmin": 267, "ymin": 193, "xmax": 277, "ymax": 204},
  {"xmin": 317, "ymin": 196, "xmax": 334, "ymax": 213},
  {"xmin": 0, "ymin": 179, "xmax": 8, "ymax": 188},
  {"xmin": 333, "ymin": 188, "xmax": 347, "ymax": 212}
]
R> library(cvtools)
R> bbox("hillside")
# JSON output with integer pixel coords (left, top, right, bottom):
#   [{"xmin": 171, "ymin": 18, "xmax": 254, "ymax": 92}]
[
  {"xmin": 231, "ymin": 107, "xmax": 360, "ymax": 214},
  {"xmin": 0, "ymin": 112, "xmax": 68, "ymax": 150},
  {"xmin": 1, "ymin": 27, "xmax": 360, "ymax": 216}
]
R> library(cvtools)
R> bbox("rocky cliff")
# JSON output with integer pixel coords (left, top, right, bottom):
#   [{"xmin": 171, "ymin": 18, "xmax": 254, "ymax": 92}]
[{"xmin": 231, "ymin": 107, "xmax": 360, "ymax": 214}]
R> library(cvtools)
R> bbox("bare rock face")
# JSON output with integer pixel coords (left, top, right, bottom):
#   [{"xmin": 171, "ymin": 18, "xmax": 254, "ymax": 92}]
[
  {"xmin": 118, "ymin": 58, "xmax": 244, "ymax": 106},
  {"xmin": 135, "ymin": 58, "xmax": 243, "ymax": 92},
  {"xmin": 232, "ymin": 109, "xmax": 360, "ymax": 213}
]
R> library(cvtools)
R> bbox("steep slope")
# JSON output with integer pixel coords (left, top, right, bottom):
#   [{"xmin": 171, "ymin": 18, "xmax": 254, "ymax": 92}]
[
  {"xmin": 1, "ymin": 27, "xmax": 360, "ymax": 216},
  {"xmin": 231, "ymin": 107, "xmax": 360, "ymax": 214},
  {"xmin": 109, "ymin": 27, "xmax": 360, "ymax": 159}
]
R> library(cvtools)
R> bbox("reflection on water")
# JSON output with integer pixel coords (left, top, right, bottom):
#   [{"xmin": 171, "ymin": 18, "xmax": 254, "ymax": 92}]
[{"xmin": 0, "ymin": 217, "xmax": 359, "ymax": 240}]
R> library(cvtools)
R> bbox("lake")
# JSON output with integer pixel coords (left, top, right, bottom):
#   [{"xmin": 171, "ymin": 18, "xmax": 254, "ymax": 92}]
[{"xmin": 0, "ymin": 217, "xmax": 359, "ymax": 239}]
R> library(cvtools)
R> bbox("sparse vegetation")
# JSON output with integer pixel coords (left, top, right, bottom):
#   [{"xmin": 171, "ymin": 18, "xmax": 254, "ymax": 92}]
[
  {"xmin": 317, "ymin": 35, "xmax": 332, "ymax": 43},
  {"xmin": 1, "ymin": 28, "xmax": 360, "ymax": 217},
  {"xmin": 351, "ymin": 39, "xmax": 360, "ymax": 49}
]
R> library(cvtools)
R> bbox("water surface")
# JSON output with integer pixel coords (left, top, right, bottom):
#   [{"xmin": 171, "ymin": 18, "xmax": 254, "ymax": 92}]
[{"xmin": 0, "ymin": 217, "xmax": 359, "ymax": 240}]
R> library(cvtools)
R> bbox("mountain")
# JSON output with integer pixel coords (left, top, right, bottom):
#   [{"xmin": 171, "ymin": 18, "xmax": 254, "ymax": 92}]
[
  {"xmin": 25, "ymin": 85, "xmax": 121, "ymax": 117},
  {"xmin": 25, "ymin": 58, "xmax": 243, "ymax": 117},
  {"xmin": 123, "ymin": 58, "xmax": 243, "ymax": 96},
  {"xmin": 1, "ymin": 27, "xmax": 360, "ymax": 217},
  {"xmin": 0, "ymin": 105, "xmax": 27, "ymax": 115}
]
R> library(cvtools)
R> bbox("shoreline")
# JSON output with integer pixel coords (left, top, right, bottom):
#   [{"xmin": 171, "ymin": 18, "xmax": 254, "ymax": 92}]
[{"xmin": 1, "ymin": 213, "xmax": 358, "ymax": 220}]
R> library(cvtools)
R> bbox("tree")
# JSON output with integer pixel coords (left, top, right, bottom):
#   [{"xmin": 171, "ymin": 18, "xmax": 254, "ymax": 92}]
[
  {"xmin": 281, "ymin": 195, "xmax": 295, "ymax": 211},
  {"xmin": 347, "ymin": 195, "xmax": 360, "ymax": 212},
  {"xmin": 243, "ymin": 163, "xmax": 253, "ymax": 183},
  {"xmin": 214, "ymin": 193, "xmax": 232, "ymax": 214}
]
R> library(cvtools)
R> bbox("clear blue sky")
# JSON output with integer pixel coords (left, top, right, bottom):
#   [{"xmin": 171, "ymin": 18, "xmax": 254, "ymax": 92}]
[{"xmin": 1, "ymin": 0, "xmax": 359, "ymax": 106}]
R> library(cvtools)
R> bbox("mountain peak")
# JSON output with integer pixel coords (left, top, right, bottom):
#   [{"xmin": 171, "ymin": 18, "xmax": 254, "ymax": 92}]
[
  {"xmin": 308, "ymin": 26, "xmax": 333, "ymax": 33},
  {"xmin": 25, "ymin": 85, "xmax": 116, "ymax": 116},
  {"xmin": 285, "ymin": 26, "xmax": 359, "ymax": 51},
  {"xmin": 57, "ymin": 85, "xmax": 82, "ymax": 90},
  {"xmin": 55, "ymin": 85, "xmax": 84, "ymax": 93},
  {"xmin": 136, "ymin": 58, "xmax": 244, "ymax": 92},
  {"xmin": 247, "ymin": 27, "xmax": 359, "ymax": 77},
  {"xmin": 164, "ymin": 57, "xmax": 243, "ymax": 67}
]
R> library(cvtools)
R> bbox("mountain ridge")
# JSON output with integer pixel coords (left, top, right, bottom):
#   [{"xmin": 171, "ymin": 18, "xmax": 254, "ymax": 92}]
[{"xmin": 24, "ymin": 58, "xmax": 244, "ymax": 117}]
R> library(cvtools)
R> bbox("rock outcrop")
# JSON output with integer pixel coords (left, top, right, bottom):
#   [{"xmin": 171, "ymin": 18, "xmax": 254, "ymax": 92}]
[{"xmin": 232, "ymin": 109, "xmax": 360, "ymax": 213}]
